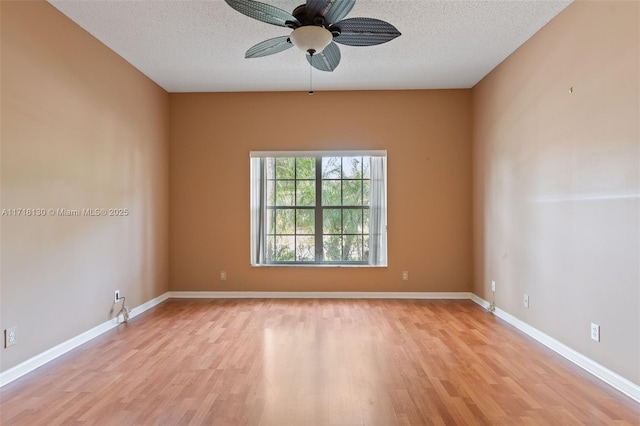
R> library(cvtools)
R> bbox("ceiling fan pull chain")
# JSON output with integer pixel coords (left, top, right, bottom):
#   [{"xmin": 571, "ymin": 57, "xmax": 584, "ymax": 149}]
[{"xmin": 309, "ymin": 52, "xmax": 314, "ymax": 95}]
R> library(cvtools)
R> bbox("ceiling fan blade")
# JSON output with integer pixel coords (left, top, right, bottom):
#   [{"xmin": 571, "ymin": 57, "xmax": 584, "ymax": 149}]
[
  {"xmin": 305, "ymin": 0, "xmax": 355, "ymax": 25},
  {"xmin": 333, "ymin": 18, "xmax": 401, "ymax": 47},
  {"xmin": 306, "ymin": 42, "xmax": 341, "ymax": 72},
  {"xmin": 224, "ymin": 0, "xmax": 299, "ymax": 27},
  {"xmin": 245, "ymin": 36, "xmax": 293, "ymax": 58}
]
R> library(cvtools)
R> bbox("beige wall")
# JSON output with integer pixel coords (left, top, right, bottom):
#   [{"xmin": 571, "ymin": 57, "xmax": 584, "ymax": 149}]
[
  {"xmin": 472, "ymin": 0, "xmax": 639, "ymax": 384},
  {"xmin": 170, "ymin": 90, "xmax": 473, "ymax": 292},
  {"xmin": 1, "ymin": 2, "xmax": 169, "ymax": 371}
]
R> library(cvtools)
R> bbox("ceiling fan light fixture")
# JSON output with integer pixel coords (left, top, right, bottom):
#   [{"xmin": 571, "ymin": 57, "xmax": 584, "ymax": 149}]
[{"xmin": 289, "ymin": 26, "xmax": 332, "ymax": 55}]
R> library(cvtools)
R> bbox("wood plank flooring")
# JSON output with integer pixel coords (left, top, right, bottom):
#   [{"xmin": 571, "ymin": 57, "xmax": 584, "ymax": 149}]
[{"xmin": 1, "ymin": 299, "xmax": 638, "ymax": 425}]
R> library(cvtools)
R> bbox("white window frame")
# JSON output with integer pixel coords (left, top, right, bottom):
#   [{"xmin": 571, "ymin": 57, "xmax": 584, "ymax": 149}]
[{"xmin": 250, "ymin": 150, "xmax": 387, "ymax": 267}]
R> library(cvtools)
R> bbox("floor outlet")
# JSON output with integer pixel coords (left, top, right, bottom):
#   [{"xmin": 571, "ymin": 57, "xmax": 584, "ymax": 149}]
[
  {"xmin": 523, "ymin": 294, "xmax": 529, "ymax": 308},
  {"xmin": 402, "ymin": 271, "xmax": 409, "ymax": 281},
  {"xmin": 4, "ymin": 327, "xmax": 16, "ymax": 348},
  {"xmin": 591, "ymin": 323, "xmax": 600, "ymax": 342},
  {"xmin": 220, "ymin": 271, "xmax": 227, "ymax": 280}
]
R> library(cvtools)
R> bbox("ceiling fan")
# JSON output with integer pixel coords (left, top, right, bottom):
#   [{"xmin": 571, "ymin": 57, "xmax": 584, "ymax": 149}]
[{"xmin": 224, "ymin": 0, "xmax": 401, "ymax": 72}]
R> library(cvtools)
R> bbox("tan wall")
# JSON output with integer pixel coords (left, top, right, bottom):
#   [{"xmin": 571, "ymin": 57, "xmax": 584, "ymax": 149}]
[
  {"xmin": 170, "ymin": 90, "xmax": 472, "ymax": 292},
  {"xmin": 1, "ymin": 2, "xmax": 170, "ymax": 371},
  {"xmin": 472, "ymin": 0, "xmax": 639, "ymax": 384}
]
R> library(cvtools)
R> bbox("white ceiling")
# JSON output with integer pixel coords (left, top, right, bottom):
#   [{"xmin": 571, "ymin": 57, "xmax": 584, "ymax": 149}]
[{"xmin": 48, "ymin": 0, "xmax": 572, "ymax": 93}]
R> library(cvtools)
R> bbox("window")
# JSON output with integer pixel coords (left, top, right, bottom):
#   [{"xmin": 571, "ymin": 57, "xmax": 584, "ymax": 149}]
[{"xmin": 251, "ymin": 151, "xmax": 387, "ymax": 266}]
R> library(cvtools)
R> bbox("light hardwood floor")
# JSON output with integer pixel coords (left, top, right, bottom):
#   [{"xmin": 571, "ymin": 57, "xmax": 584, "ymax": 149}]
[{"xmin": 1, "ymin": 299, "xmax": 638, "ymax": 425}]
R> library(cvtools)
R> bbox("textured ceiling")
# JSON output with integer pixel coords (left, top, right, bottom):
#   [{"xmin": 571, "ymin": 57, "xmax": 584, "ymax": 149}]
[{"xmin": 48, "ymin": 0, "xmax": 572, "ymax": 93}]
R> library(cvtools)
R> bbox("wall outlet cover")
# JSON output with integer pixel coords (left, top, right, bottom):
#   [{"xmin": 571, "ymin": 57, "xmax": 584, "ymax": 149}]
[
  {"xmin": 5, "ymin": 327, "xmax": 16, "ymax": 348},
  {"xmin": 590, "ymin": 323, "xmax": 600, "ymax": 342}
]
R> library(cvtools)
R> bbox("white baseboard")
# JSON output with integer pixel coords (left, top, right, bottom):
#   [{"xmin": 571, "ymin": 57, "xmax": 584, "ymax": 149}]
[
  {"xmin": 470, "ymin": 293, "xmax": 491, "ymax": 309},
  {"xmin": 168, "ymin": 291, "xmax": 474, "ymax": 299},
  {"xmin": 0, "ymin": 292, "xmax": 169, "ymax": 388},
  {"xmin": 470, "ymin": 295, "xmax": 640, "ymax": 403}
]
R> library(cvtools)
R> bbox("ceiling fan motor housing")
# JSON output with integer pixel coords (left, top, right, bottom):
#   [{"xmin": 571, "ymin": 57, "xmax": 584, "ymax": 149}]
[
  {"xmin": 288, "ymin": 5, "xmax": 342, "ymax": 36},
  {"xmin": 292, "ymin": 4, "xmax": 319, "ymax": 26}
]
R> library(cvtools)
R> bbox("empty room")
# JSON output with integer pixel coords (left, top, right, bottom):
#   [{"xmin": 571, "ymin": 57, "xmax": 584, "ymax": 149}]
[{"xmin": 1, "ymin": 0, "xmax": 638, "ymax": 424}]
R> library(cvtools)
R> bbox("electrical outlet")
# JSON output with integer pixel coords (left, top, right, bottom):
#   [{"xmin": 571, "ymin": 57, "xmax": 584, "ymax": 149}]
[
  {"xmin": 591, "ymin": 323, "xmax": 600, "ymax": 342},
  {"xmin": 114, "ymin": 290, "xmax": 120, "ymax": 303},
  {"xmin": 491, "ymin": 280, "xmax": 496, "ymax": 292},
  {"xmin": 220, "ymin": 271, "xmax": 227, "ymax": 280},
  {"xmin": 523, "ymin": 294, "xmax": 529, "ymax": 308},
  {"xmin": 4, "ymin": 327, "xmax": 16, "ymax": 348},
  {"xmin": 402, "ymin": 271, "xmax": 409, "ymax": 281}
]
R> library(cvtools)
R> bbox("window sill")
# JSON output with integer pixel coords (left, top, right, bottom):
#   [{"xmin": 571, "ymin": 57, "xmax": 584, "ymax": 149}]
[{"xmin": 251, "ymin": 263, "xmax": 387, "ymax": 268}]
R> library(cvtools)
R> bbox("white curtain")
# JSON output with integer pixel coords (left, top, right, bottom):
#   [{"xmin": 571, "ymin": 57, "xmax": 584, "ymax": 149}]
[
  {"xmin": 250, "ymin": 157, "xmax": 265, "ymax": 266},
  {"xmin": 368, "ymin": 156, "xmax": 387, "ymax": 266}
]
